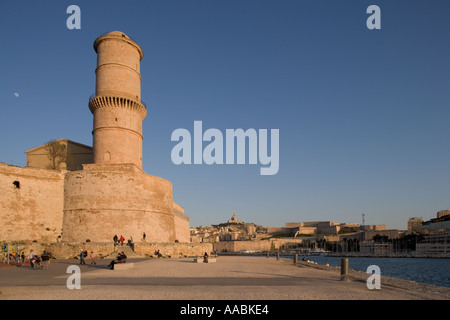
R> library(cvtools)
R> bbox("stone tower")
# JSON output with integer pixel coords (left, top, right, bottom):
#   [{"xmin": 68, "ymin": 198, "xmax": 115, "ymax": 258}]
[
  {"xmin": 60, "ymin": 32, "xmax": 190, "ymax": 243},
  {"xmin": 89, "ymin": 31, "xmax": 146, "ymax": 169}
]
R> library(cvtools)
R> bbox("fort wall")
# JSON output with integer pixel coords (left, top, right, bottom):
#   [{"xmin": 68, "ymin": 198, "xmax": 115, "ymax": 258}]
[
  {"xmin": 173, "ymin": 202, "xmax": 190, "ymax": 243},
  {"xmin": 214, "ymin": 238, "xmax": 303, "ymax": 252},
  {"xmin": 134, "ymin": 242, "xmax": 212, "ymax": 257},
  {"xmin": 9, "ymin": 242, "xmax": 212, "ymax": 260},
  {"xmin": 0, "ymin": 163, "xmax": 65, "ymax": 242},
  {"xmin": 62, "ymin": 168, "xmax": 177, "ymax": 243}
]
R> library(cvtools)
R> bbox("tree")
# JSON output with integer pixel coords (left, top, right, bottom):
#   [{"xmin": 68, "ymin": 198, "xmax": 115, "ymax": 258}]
[
  {"xmin": 44, "ymin": 140, "xmax": 70, "ymax": 170},
  {"xmin": 373, "ymin": 234, "xmax": 389, "ymax": 244}
]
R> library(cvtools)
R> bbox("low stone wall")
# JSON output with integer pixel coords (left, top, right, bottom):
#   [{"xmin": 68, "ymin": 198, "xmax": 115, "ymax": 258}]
[
  {"xmin": 7, "ymin": 242, "xmax": 212, "ymax": 260},
  {"xmin": 134, "ymin": 242, "xmax": 213, "ymax": 257},
  {"xmin": 213, "ymin": 238, "xmax": 303, "ymax": 252},
  {"xmin": 11, "ymin": 242, "xmax": 115, "ymax": 259}
]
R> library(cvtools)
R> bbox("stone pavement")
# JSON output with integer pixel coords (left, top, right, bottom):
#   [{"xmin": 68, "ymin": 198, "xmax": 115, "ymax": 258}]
[{"xmin": 0, "ymin": 256, "xmax": 449, "ymax": 300}]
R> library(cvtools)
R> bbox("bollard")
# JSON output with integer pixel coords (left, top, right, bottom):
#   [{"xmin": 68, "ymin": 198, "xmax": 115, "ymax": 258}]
[
  {"xmin": 293, "ymin": 254, "xmax": 298, "ymax": 264},
  {"xmin": 266, "ymin": 251, "xmax": 269, "ymax": 258},
  {"xmin": 276, "ymin": 252, "xmax": 280, "ymax": 260},
  {"xmin": 340, "ymin": 258, "xmax": 349, "ymax": 281}
]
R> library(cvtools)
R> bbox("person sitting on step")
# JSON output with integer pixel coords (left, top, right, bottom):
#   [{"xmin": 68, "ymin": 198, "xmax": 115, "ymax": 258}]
[{"xmin": 108, "ymin": 252, "xmax": 127, "ymax": 269}]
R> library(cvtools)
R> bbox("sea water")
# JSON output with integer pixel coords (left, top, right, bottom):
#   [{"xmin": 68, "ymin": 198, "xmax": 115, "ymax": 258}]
[{"xmin": 288, "ymin": 256, "xmax": 450, "ymax": 288}]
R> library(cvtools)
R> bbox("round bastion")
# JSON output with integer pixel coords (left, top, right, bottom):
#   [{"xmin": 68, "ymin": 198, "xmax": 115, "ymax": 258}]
[{"xmin": 62, "ymin": 168, "xmax": 177, "ymax": 243}]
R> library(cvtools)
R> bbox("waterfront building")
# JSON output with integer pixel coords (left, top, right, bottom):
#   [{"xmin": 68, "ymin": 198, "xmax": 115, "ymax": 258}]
[
  {"xmin": 408, "ymin": 217, "xmax": 423, "ymax": 232},
  {"xmin": 420, "ymin": 213, "xmax": 450, "ymax": 233},
  {"xmin": 416, "ymin": 232, "xmax": 450, "ymax": 254},
  {"xmin": 360, "ymin": 241, "xmax": 393, "ymax": 255},
  {"xmin": 437, "ymin": 210, "xmax": 450, "ymax": 219}
]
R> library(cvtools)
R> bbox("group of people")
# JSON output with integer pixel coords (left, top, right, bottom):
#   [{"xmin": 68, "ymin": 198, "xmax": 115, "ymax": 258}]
[
  {"xmin": 27, "ymin": 250, "xmax": 51, "ymax": 270},
  {"xmin": 79, "ymin": 250, "xmax": 97, "ymax": 265},
  {"xmin": 108, "ymin": 251, "xmax": 127, "ymax": 269},
  {"xmin": 113, "ymin": 233, "xmax": 147, "ymax": 246},
  {"xmin": 113, "ymin": 234, "xmax": 139, "ymax": 250},
  {"xmin": 113, "ymin": 234, "xmax": 134, "ymax": 247},
  {"xmin": 2, "ymin": 250, "xmax": 51, "ymax": 270},
  {"xmin": 3, "ymin": 251, "xmax": 25, "ymax": 265},
  {"xmin": 4, "ymin": 232, "xmax": 153, "ymax": 271}
]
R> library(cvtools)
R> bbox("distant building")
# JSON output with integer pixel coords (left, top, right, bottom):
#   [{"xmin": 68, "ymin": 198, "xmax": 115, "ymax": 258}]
[
  {"xmin": 408, "ymin": 217, "xmax": 423, "ymax": 232},
  {"xmin": 284, "ymin": 221, "xmax": 341, "ymax": 235},
  {"xmin": 416, "ymin": 232, "xmax": 450, "ymax": 254},
  {"xmin": 360, "ymin": 241, "xmax": 393, "ymax": 255},
  {"xmin": 25, "ymin": 139, "xmax": 93, "ymax": 171},
  {"xmin": 420, "ymin": 214, "xmax": 450, "ymax": 233},
  {"xmin": 280, "ymin": 221, "xmax": 370, "ymax": 236},
  {"xmin": 227, "ymin": 210, "xmax": 243, "ymax": 224},
  {"xmin": 360, "ymin": 224, "xmax": 387, "ymax": 232},
  {"xmin": 190, "ymin": 211, "xmax": 265, "ymax": 243},
  {"xmin": 360, "ymin": 229, "xmax": 404, "ymax": 241},
  {"xmin": 437, "ymin": 210, "xmax": 450, "ymax": 219}
]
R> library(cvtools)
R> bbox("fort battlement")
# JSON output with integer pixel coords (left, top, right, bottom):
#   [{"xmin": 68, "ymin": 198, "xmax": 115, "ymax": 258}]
[{"xmin": 88, "ymin": 95, "xmax": 147, "ymax": 119}]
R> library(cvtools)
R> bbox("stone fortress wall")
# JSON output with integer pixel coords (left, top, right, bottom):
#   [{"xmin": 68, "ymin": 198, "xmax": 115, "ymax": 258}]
[
  {"xmin": 62, "ymin": 164, "xmax": 189, "ymax": 243},
  {"xmin": 7, "ymin": 241, "xmax": 213, "ymax": 260},
  {"xmin": 0, "ymin": 160, "xmax": 191, "ymax": 245},
  {"xmin": 0, "ymin": 163, "xmax": 65, "ymax": 242}
]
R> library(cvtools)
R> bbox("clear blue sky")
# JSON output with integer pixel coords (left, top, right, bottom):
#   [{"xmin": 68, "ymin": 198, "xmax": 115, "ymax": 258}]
[{"xmin": 1, "ymin": 1, "xmax": 449, "ymax": 229}]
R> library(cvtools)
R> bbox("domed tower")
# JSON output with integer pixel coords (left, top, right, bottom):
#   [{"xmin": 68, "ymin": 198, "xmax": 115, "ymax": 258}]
[{"xmin": 88, "ymin": 31, "xmax": 147, "ymax": 169}]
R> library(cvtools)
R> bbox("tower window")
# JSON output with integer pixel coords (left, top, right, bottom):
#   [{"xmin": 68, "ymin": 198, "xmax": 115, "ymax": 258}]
[
  {"xmin": 13, "ymin": 181, "xmax": 20, "ymax": 189},
  {"xmin": 104, "ymin": 152, "xmax": 111, "ymax": 161}
]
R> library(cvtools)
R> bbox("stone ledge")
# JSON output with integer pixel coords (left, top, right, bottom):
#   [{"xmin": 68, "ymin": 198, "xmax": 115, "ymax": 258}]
[
  {"xmin": 113, "ymin": 262, "xmax": 134, "ymax": 270},
  {"xmin": 194, "ymin": 258, "xmax": 216, "ymax": 263},
  {"xmin": 82, "ymin": 162, "xmax": 143, "ymax": 173}
]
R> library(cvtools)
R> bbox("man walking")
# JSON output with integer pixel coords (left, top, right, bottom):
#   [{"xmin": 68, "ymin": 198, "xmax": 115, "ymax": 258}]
[
  {"xmin": 41, "ymin": 251, "xmax": 50, "ymax": 270},
  {"xmin": 79, "ymin": 250, "xmax": 86, "ymax": 265}
]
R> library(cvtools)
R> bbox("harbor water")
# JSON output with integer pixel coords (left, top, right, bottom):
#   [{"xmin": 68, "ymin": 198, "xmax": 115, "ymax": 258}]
[{"xmin": 288, "ymin": 255, "xmax": 450, "ymax": 288}]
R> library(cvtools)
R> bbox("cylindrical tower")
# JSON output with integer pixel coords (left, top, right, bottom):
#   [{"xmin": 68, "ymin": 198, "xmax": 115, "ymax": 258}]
[
  {"xmin": 61, "ymin": 31, "xmax": 190, "ymax": 244},
  {"xmin": 88, "ymin": 31, "xmax": 147, "ymax": 169}
]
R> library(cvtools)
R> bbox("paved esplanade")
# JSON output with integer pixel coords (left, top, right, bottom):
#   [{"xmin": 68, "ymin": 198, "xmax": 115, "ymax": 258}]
[{"xmin": 0, "ymin": 256, "xmax": 449, "ymax": 300}]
